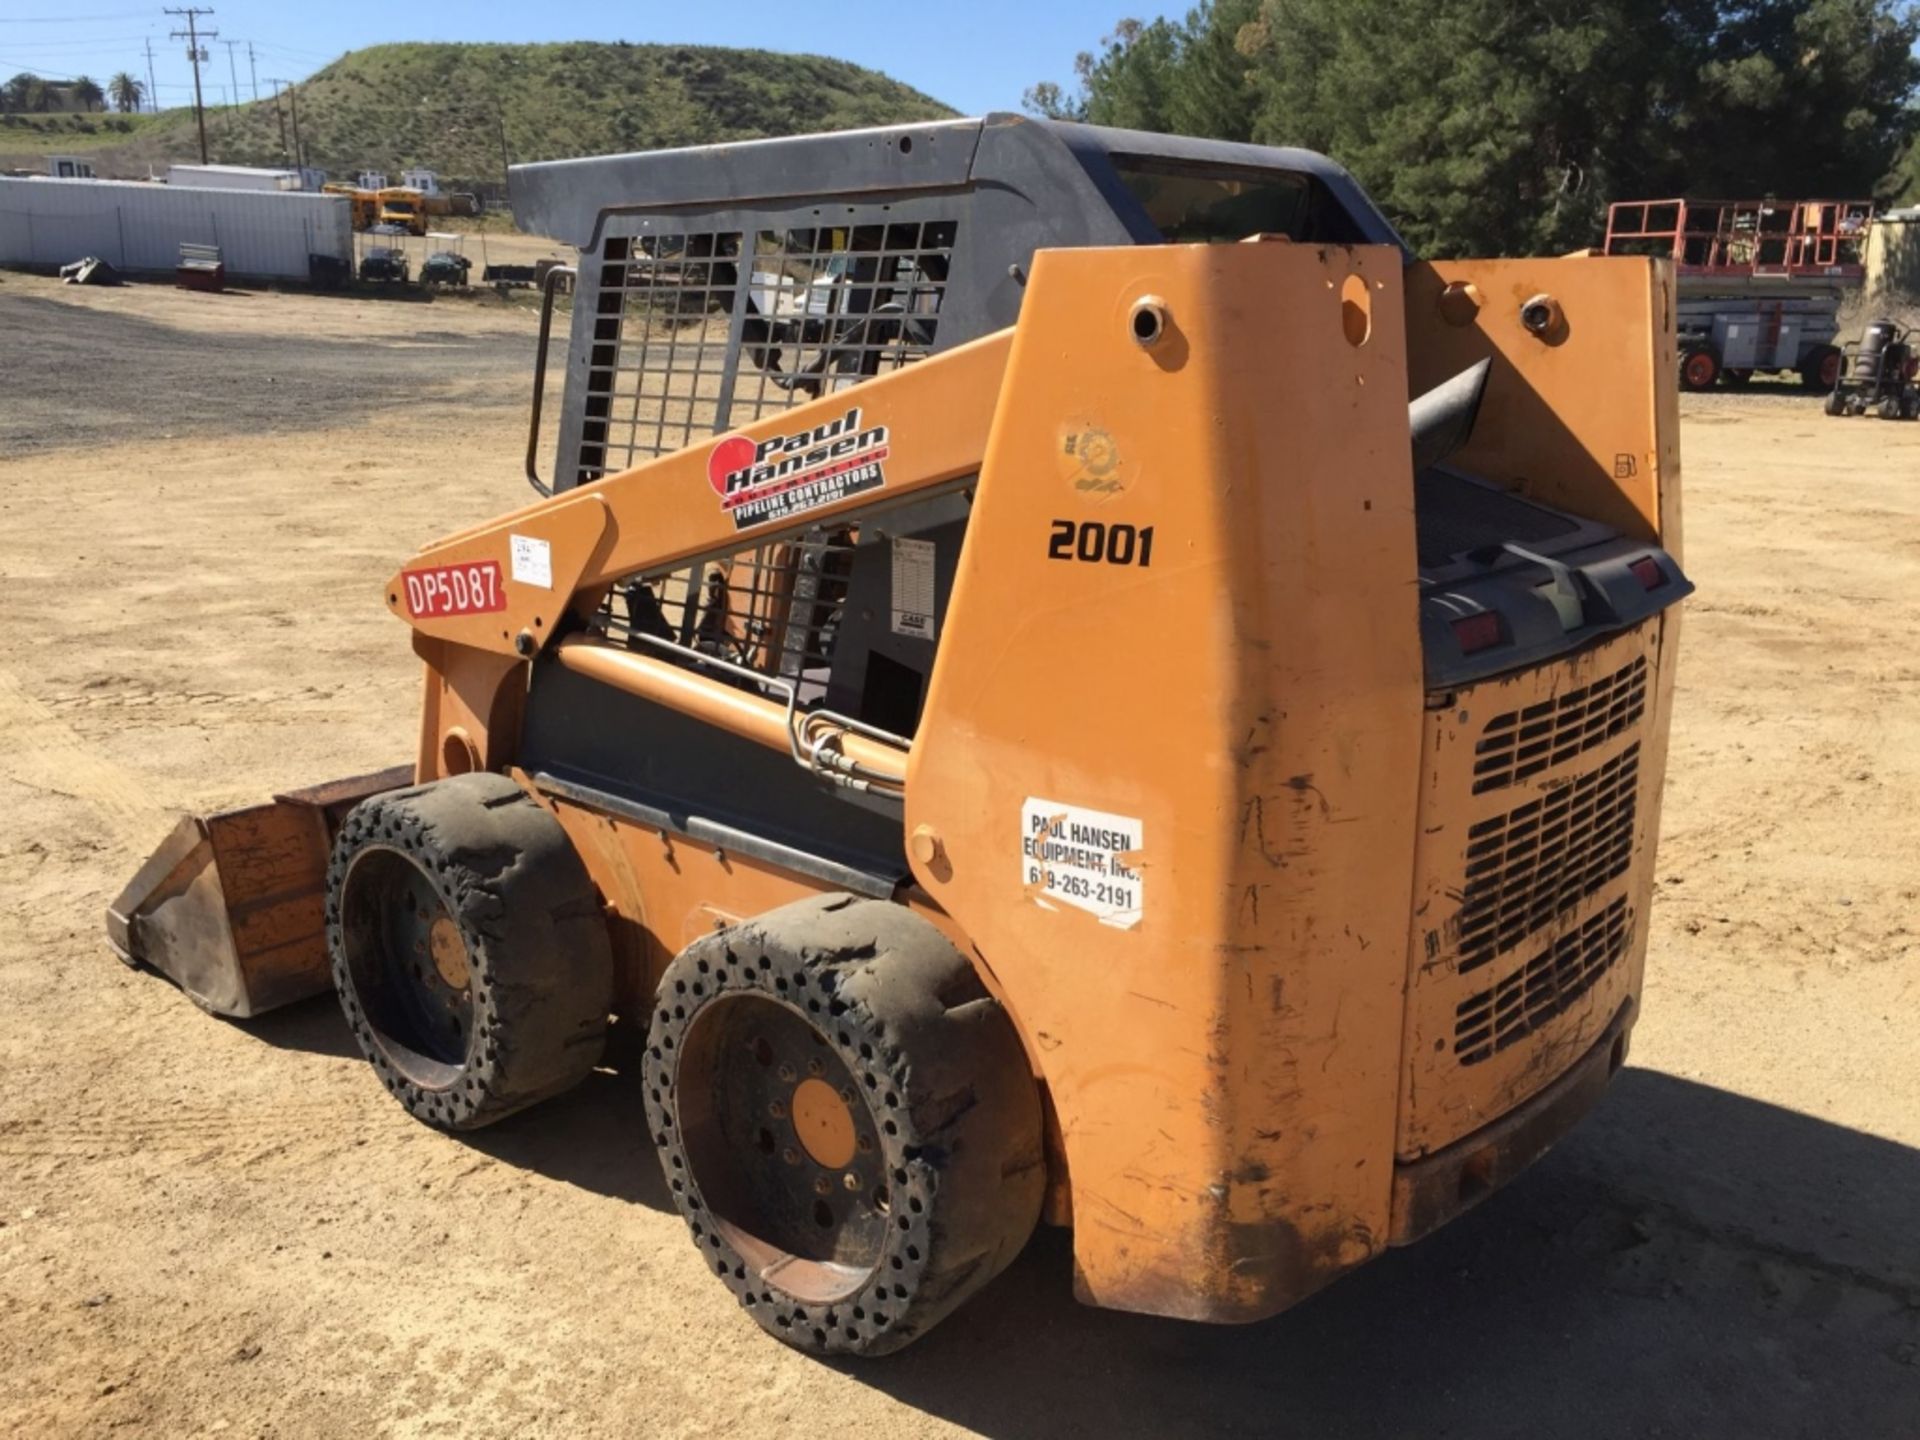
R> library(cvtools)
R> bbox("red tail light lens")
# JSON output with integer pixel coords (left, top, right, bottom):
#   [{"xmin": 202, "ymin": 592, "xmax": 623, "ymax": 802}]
[
  {"xmin": 1630, "ymin": 556, "xmax": 1665, "ymax": 589},
  {"xmin": 1452, "ymin": 612, "xmax": 1503, "ymax": 654}
]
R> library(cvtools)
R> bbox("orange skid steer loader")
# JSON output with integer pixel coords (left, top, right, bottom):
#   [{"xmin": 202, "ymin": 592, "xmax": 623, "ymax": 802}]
[{"xmin": 109, "ymin": 116, "xmax": 1690, "ymax": 1355}]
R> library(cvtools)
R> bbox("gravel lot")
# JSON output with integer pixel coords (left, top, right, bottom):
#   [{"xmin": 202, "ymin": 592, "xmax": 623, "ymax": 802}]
[{"xmin": 1, "ymin": 272, "xmax": 1916, "ymax": 1439}]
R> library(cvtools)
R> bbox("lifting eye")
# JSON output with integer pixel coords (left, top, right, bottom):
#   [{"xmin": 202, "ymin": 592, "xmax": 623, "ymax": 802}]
[
  {"xmin": 1129, "ymin": 296, "xmax": 1169, "ymax": 349},
  {"xmin": 1520, "ymin": 293, "xmax": 1563, "ymax": 337}
]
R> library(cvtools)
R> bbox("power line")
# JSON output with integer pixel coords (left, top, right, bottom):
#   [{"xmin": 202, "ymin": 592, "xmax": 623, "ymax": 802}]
[
  {"xmin": 0, "ymin": 37, "xmax": 156, "ymax": 50},
  {"xmin": 0, "ymin": 11, "xmax": 154, "ymax": 23},
  {"xmin": 248, "ymin": 41, "xmax": 336, "ymax": 63},
  {"xmin": 0, "ymin": 61, "xmax": 81, "ymax": 82}
]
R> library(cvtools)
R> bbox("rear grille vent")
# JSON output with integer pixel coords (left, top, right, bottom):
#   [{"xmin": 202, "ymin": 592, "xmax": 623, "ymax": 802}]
[
  {"xmin": 1454, "ymin": 898, "xmax": 1632, "ymax": 1066},
  {"xmin": 1455, "ymin": 744, "xmax": 1639, "ymax": 973},
  {"xmin": 1472, "ymin": 656, "xmax": 1648, "ymax": 794}
]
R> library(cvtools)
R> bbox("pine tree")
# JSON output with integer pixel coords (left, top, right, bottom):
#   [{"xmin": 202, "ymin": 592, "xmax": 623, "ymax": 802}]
[{"xmin": 1035, "ymin": 0, "xmax": 1920, "ymax": 255}]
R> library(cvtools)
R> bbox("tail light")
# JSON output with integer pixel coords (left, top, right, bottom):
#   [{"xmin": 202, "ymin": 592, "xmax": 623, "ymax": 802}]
[
  {"xmin": 1629, "ymin": 556, "xmax": 1665, "ymax": 590},
  {"xmin": 1451, "ymin": 612, "xmax": 1504, "ymax": 654}
]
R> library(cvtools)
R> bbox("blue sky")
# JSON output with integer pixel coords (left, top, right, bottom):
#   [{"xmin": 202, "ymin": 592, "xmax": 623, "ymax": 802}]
[{"xmin": 0, "ymin": 2, "xmax": 1177, "ymax": 115}]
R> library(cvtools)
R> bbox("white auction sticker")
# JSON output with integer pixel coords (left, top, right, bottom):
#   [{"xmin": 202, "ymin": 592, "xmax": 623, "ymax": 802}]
[
  {"xmin": 890, "ymin": 536, "xmax": 936, "ymax": 638},
  {"xmin": 1020, "ymin": 798, "xmax": 1145, "ymax": 929},
  {"xmin": 509, "ymin": 534, "xmax": 552, "ymax": 589}
]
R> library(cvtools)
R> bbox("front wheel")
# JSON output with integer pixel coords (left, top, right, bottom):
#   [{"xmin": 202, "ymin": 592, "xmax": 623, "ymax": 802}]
[
  {"xmin": 327, "ymin": 773, "xmax": 612, "ymax": 1131},
  {"xmin": 644, "ymin": 894, "xmax": 1045, "ymax": 1357}
]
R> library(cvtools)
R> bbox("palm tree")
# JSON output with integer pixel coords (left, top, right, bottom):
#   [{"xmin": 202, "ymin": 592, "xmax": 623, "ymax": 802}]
[
  {"xmin": 71, "ymin": 76, "xmax": 105, "ymax": 113},
  {"xmin": 108, "ymin": 72, "xmax": 145, "ymax": 114}
]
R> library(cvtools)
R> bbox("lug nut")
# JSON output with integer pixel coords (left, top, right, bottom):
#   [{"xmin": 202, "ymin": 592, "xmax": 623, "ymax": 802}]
[
  {"xmin": 768, "ymin": 1100, "xmax": 787, "ymax": 1119},
  {"xmin": 856, "ymin": 1134, "xmax": 873, "ymax": 1154},
  {"xmin": 842, "ymin": 1172, "xmax": 861, "ymax": 1192},
  {"xmin": 839, "ymin": 1086, "xmax": 856, "ymax": 1105},
  {"xmin": 776, "ymin": 1064, "xmax": 795, "ymax": 1083},
  {"xmin": 782, "ymin": 1147, "xmax": 801, "ymax": 1166},
  {"xmin": 806, "ymin": 1057, "xmax": 823, "ymax": 1077},
  {"xmin": 813, "ymin": 1176, "xmax": 833, "ymax": 1197}
]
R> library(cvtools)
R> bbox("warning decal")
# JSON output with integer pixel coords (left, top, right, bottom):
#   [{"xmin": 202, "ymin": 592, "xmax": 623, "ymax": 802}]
[
  {"xmin": 707, "ymin": 406, "xmax": 888, "ymax": 533},
  {"xmin": 1020, "ymin": 798, "xmax": 1145, "ymax": 930},
  {"xmin": 509, "ymin": 533, "xmax": 552, "ymax": 589},
  {"xmin": 890, "ymin": 536, "xmax": 936, "ymax": 638}
]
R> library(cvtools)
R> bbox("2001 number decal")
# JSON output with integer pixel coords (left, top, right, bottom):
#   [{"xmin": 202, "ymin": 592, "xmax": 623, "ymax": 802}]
[{"xmin": 1046, "ymin": 520, "xmax": 1155, "ymax": 567}]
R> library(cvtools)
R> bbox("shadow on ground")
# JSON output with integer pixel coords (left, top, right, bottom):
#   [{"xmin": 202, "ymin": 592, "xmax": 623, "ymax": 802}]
[
  {"xmin": 859, "ymin": 1071, "xmax": 1920, "ymax": 1440},
  {"xmin": 240, "ymin": 998, "xmax": 668, "ymax": 1208},
  {"xmin": 228, "ymin": 992, "xmax": 1920, "ymax": 1438}
]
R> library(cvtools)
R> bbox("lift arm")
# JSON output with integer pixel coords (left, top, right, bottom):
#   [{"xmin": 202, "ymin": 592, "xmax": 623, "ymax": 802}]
[{"xmin": 381, "ymin": 330, "xmax": 1015, "ymax": 660}]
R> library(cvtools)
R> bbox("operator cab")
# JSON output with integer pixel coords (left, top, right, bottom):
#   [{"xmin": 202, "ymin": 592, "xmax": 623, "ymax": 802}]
[{"xmin": 511, "ymin": 116, "xmax": 1688, "ymax": 879}]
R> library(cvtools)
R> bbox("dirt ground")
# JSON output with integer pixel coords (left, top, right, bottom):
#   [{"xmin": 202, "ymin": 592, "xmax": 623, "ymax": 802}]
[{"xmin": 1, "ymin": 271, "xmax": 1917, "ymax": 1439}]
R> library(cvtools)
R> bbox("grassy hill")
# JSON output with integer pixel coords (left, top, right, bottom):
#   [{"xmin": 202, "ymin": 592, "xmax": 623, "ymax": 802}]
[{"xmin": 0, "ymin": 42, "xmax": 957, "ymax": 192}]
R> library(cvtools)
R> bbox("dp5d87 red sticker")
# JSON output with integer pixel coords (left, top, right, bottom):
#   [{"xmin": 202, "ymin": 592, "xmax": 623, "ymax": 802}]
[{"xmin": 402, "ymin": 560, "xmax": 506, "ymax": 618}]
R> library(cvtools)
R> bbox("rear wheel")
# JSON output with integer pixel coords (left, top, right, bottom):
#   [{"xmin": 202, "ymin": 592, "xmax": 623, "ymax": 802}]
[
  {"xmin": 1680, "ymin": 346, "xmax": 1721, "ymax": 392},
  {"xmin": 1824, "ymin": 388, "xmax": 1848, "ymax": 416},
  {"xmin": 327, "ymin": 773, "xmax": 612, "ymax": 1131},
  {"xmin": 644, "ymin": 894, "xmax": 1044, "ymax": 1357},
  {"xmin": 1800, "ymin": 345, "xmax": 1842, "ymax": 393}
]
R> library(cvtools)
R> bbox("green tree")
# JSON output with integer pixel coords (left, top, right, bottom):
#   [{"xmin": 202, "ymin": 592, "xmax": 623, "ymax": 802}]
[
  {"xmin": 1041, "ymin": 0, "xmax": 1920, "ymax": 256},
  {"xmin": 1025, "ymin": 9, "xmax": 1246, "ymax": 134},
  {"xmin": 1165, "ymin": 0, "xmax": 1259, "ymax": 142},
  {"xmin": 3, "ymin": 72, "xmax": 50, "ymax": 115},
  {"xmin": 71, "ymin": 75, "xmax": 105, "ymax": 113},
  {"xmin": 1078, "ymin": 18, "xmax": 1183, "ymax": 132},
  {"xmin": 108, "ymin": 72, "xmax": 145, "ymax": 114},
  {"xmin": 1021, "ymin": 79, "xmax": 1085, "ymax": 122}
]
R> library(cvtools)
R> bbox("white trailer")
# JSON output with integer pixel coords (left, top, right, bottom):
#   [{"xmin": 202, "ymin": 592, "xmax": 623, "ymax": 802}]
[
  {"xmin": 166, "ymin": 164, "xmax": 304, "ymax": 193},
  {"xmin": 0, "ymin": 177, "xmax": 352, "ymax": 281}
]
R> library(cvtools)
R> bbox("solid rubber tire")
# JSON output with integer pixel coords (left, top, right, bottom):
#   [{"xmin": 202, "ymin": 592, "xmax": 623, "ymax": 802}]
[
  {"xmin": 644, "ymin": 893, "xmax": 1045, "ymax": 1357},
  {"xmin": 327, "ymin": 773, "xmax": 612, "ymax": 1131}
]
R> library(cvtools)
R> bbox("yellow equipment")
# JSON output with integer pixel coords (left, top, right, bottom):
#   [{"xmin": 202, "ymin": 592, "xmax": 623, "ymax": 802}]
[
  {"xmin": 322, "ymin": 181, "xmax": 379, "ymax": 231},
  {"xmin": 375, "ymin": 186, "xmax": 428, "ymax": 236},
  {"xmin": 109, "ymin": 117, "xmax": 1690, "ymax": 1356}
]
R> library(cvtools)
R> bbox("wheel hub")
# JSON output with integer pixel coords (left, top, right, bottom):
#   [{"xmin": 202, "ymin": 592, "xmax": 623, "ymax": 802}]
[
  {"xmin": 790, "ymin": 1077, "xmax": 857, "ymax": 1169},
  {"xmin": 338, "ymin": 846, "xmax": 473, "ymax": 1083},
  {"xmin": 428, "ymin": 914, "xmax": 470, "ymax": 989},
  {"xmin": 675, "ymin": 993, "xmax": 889, "ymax": 1302}
]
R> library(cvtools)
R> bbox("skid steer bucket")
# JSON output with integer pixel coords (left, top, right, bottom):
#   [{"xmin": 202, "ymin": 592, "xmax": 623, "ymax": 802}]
[{"xmin": 106, "ymin": 766, "xmax": 411, "ymax": 1018}]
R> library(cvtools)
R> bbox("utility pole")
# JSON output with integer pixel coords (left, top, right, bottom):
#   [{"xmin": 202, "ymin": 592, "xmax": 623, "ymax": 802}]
[
  {"xmin": 270, "ymin": 80, "xmax": 288, "ymax": 161},
  {"xmin": 222, "ymin": 39, "xmax": 241, "ymax": 117},
  {"xmin": 246, "ymin": 41, "xmax": 258, "ymax": 103},
  {"xmin": 270, "ymin": 79, "xmax": 304, "ymax": 170},
  {"xmin": 143, "ymin": 37, "xmax": 158, "ymax": 116},
  {"xmin": 165, "ymin": 8, "xmax": 218, "ymax": 164}
]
